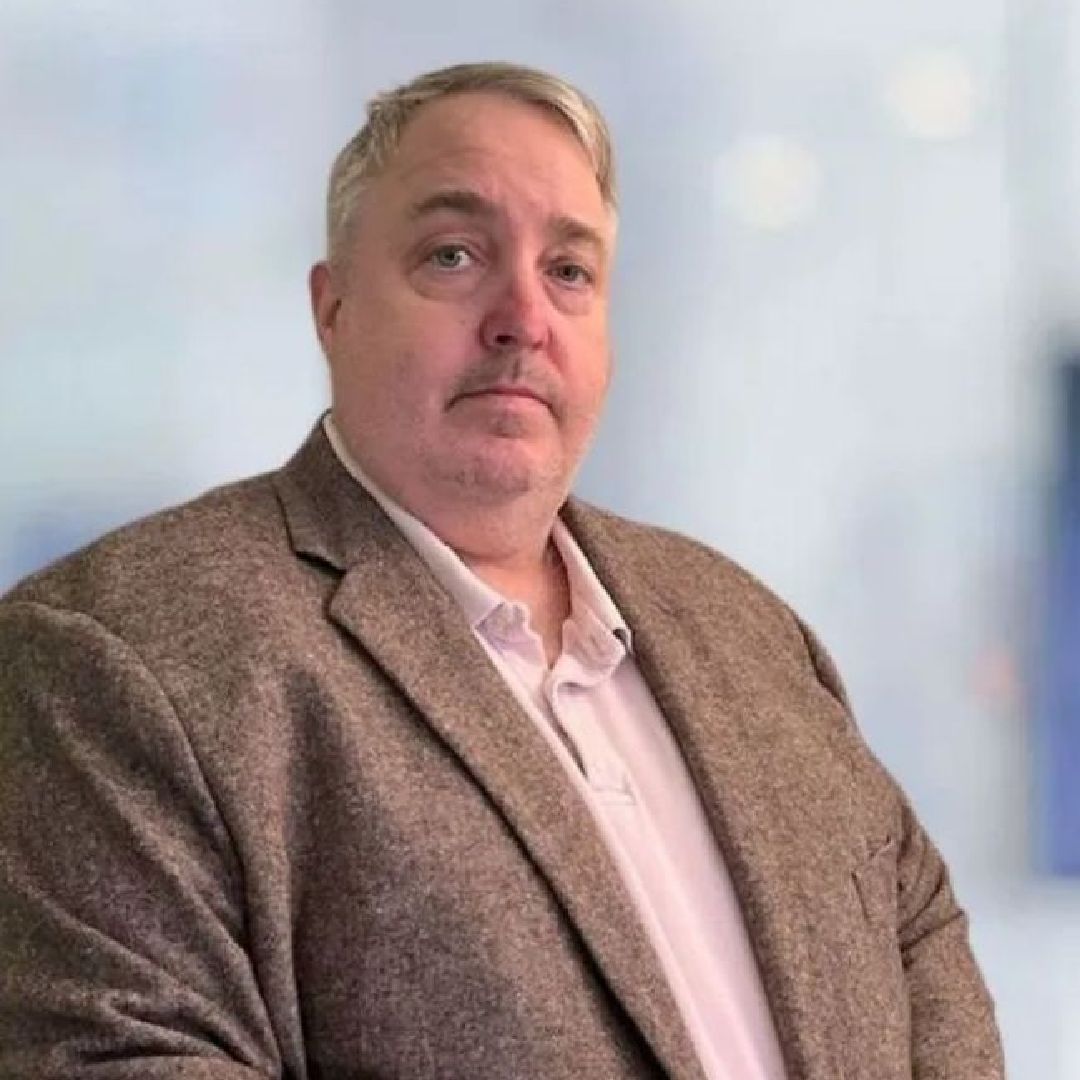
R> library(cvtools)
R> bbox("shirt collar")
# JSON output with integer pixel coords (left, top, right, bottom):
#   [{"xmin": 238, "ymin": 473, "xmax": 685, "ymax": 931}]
[
  {"xmin": 550, "ymin": 517, "xmax": 632, "ymax": 652},
  {"xmin": 323, "ymin": 413, "xmax": 631, "ymax": 652}
]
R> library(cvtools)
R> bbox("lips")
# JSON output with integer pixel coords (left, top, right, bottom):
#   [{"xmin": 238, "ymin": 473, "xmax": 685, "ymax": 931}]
[
  {"xmin": 459, "ymin": 385, "xmax": 547, "ymax": 406},
  {"xmin": 449, "ymin": 360, "xmax": 560, "ymax": 414}
]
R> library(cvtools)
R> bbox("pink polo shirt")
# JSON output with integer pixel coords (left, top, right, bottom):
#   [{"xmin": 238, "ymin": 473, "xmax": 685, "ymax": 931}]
[{"xmin": 324, "ymin": 417, "xmax": 788, "ymax": 1080}]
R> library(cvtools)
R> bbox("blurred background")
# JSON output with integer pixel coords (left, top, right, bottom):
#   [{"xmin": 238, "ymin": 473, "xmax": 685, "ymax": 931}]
[{"xmin": 3, "ymin": 0, "xmax": 1079, "ymax": 1072}]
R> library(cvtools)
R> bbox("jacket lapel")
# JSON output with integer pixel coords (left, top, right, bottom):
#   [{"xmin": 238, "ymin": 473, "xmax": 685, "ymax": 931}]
[
  {"xmin": 273, "ymin": 427, "xmax": 706, "ymax": 1080},
  {"xmin": 563, "ymin": 499, "xmax": 842, "ymax": 1080}
]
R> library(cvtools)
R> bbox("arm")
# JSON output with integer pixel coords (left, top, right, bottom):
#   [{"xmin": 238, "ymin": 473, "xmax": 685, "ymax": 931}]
[
  {"xmin": 797, "ymin": 614, "xmax": 1006, "ymax": 1080},
  {"xmin": 0, "ymin": 601, "xmax": 281, "ymax": 1079}
]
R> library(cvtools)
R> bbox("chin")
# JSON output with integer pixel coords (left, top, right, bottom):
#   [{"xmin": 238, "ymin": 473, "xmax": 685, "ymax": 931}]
[{"xmin": 430, "ymin": 447, "xmax": 561, "ymax": 502}]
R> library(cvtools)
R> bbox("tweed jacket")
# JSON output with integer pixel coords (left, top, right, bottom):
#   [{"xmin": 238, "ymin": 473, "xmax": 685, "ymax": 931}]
[{"xmin": 0, "ymin": 424, "xmax": 1004, "ymax": 1080}]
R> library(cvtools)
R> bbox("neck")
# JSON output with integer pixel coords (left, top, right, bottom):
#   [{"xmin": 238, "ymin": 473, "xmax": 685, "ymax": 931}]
[
  {"xmin": 407, "ymin": 490, "xmax": 574, "ymax": 665},
  {"xmin": 462, "ymin": 532, "xmax": 572, "ymax": 667},
  {"xmin": 420, "ymin": 491, "xmax": 563, "ymax": 598}
]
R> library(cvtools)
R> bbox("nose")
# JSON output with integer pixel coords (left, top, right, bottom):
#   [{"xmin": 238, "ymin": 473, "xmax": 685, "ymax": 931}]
[{"xmin": 479, "ymin": 266, "xmax": 550, "ymax": 353}]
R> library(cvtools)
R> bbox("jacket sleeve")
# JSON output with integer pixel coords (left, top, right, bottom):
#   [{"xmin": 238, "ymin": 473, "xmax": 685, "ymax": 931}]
[
  {"xmin": 796, "ymin": 613, "xmax": 1006, "ymax": 1080},
  {"xmin": 0, "ymin": 600, "xmax": 281, "ymax": 1079}
]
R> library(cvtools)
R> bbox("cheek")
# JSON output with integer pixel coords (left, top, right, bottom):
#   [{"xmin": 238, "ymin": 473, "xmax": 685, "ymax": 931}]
[
  {"xmin": 340, "ymin": 291, "xmax": 472, "ymax": 388},
  {"xmin": 376, "ymin": 287, "xmax": 480, "ymax": 366},
  {"xmin": 569, "ymin": 324, "xmax": 612, "ymax": 396}
]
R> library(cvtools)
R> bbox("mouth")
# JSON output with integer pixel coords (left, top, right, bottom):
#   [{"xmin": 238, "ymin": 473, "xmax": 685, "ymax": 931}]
[{"xmin": 457, "ymin": 386, "xmax": 548, "ymax": 406}]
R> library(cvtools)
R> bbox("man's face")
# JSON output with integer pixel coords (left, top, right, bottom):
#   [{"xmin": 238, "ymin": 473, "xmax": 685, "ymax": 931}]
[{"xmin": 311, "ymin": 91, "xmax": 615, "ymax": 516}]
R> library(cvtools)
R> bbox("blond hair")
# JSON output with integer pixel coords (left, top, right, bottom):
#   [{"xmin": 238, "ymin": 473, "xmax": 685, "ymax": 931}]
[{"xmin": 325, "ymin": 62, "xmax": 616, "ymax": 265}]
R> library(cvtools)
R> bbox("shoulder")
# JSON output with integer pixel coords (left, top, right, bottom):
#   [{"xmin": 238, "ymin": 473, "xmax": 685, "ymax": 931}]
[
  {"xmin": 1, "ymin": 469, "xmax": 304, "ymax": 659},
  {"xmin": 565, "ymin": 497, "xmax": 851, "ymax": 709},
  {"xmin": 567, "ymin": 497, "xmax": 799, "ymax": 627}
]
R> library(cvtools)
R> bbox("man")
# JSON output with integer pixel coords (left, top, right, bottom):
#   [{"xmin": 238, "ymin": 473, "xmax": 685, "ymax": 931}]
[{"xmin": 0, "ymin": 63, "xmax": 1004, "ymax": 1079}]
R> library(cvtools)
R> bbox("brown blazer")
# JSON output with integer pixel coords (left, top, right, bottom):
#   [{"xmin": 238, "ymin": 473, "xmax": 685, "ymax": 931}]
[{"xmin": 0, "ymin": 424, "xmax": 1004, "ymax": 1080}]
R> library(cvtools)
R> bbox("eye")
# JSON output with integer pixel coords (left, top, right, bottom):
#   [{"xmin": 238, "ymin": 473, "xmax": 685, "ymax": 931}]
[
  {"xmin": 550, "ymin": 261, "xmax": 594, "ymax": 287},
  {"xmin": 428, "ymin": 244, "xmax": 475, "ymax": 271}
]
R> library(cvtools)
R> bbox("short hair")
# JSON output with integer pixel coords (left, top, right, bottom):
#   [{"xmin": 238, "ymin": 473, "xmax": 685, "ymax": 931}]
[{"xmin": 325, "ymin": 61, "xmax": 617, "ymax": 267}]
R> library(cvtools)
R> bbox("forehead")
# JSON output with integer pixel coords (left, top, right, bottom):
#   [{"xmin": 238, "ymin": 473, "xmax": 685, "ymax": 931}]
[{"xmin": 372, "ymin": 92, "xmax": 609, "ymax": 226}]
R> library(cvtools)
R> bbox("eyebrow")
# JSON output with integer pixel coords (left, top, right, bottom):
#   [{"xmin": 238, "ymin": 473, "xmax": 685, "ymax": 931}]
[
  {"xmin": 407, "ymin": 188, "xmax": 608, "ymax": 257},
  {"xmin": 407, "ymin": 189, "xmax": 496, "ymax": 221},
  {"xmin": 549, "ymin": 214, "xmax": 607, "ymax": 258}
]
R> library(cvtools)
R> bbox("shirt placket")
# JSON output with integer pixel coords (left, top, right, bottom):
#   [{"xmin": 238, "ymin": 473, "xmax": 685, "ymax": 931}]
[{"xmin": 545, "ymin": 642, "xmax": 633, "ymax": 805}]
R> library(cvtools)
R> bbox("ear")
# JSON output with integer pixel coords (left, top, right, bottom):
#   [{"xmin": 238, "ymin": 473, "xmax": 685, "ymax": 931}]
[{"xmin": 309, "ymin": 261, "xmax": 343, "ymax": 358}]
